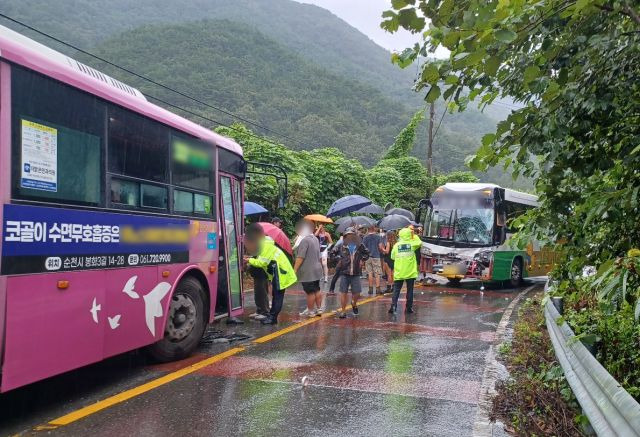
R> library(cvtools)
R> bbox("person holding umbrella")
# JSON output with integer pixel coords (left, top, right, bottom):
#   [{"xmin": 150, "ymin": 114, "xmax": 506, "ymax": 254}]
[
  {"xmin": 314, "ymin": 224, "xmax": 333, "ymax": 283},
  {"xmin": 244, "ymin": 223, "xmax": 297, "ymax": 325},
  {"xmin": 336, "ymin": 227, "xmax": 370, "ymax": 319},
  {"xmin": 293, "ymin": 220, "xmax": 324, "ymax": 317},
  {"xmin": 389, "ymin": 226, "xmax": 423, "ymax": 315},
  {"xmin": 305, "ymin": 214, "xmax": 334, "ymax": 283}
]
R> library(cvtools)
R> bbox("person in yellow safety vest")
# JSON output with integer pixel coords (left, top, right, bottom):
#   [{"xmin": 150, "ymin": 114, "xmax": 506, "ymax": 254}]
[
  {"xmin": 244, "ymin": 223, "xmax": 297, "ymax": 325},
  {"xmin": 389, "ymin": 226, "xmax": 423, "ymax": 314}
]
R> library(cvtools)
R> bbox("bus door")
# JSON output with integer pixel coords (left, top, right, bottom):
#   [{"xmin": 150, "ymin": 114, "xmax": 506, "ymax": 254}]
[{"xmin": 216, "ymin": 174, "xmax": 243, "ymax": 317}]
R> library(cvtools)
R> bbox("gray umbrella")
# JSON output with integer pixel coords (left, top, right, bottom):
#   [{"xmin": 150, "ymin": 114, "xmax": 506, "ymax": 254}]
[
  {"xmin": 336, "ymin": 216, "xmax": 376, "ymax": 234},
  {"xmin": 378, "ymin": 214, "xmax": 412, "ymax": 231},
  {"xmin": 385, "ymin": 207, "xmax": 415, "ymax": 221},
  {"xmin": 356, "ymin": 203, "xmax": 384, "ymax": 215}
]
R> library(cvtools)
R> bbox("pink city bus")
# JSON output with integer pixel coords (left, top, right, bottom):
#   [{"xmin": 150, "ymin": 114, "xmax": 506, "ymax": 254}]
[{"xmin": 0, "ymin": 25, "xmax": 246, "ymax": 392}]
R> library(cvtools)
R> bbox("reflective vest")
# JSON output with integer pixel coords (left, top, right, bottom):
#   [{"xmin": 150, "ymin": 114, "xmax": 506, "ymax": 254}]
[
  {"xmin": 248, "ymin": 236, "xmax": 297, "ymax": 290},
  {"xmin": 391, "ymin": 228, "xmax": 422, "ymax": 280}
]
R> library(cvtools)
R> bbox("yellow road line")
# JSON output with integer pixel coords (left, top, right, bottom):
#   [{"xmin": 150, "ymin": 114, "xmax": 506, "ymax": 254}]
[
  {"xmin": 253, "ymin": 294, "xmax": 383, "ymax": 343},
  {"xmin": 34, "ymin": 294, "xmax": 384, "ymax": 430},
  {"xmin": 39, "ymin": 347, "xmax": 244, "ymax": 429}
]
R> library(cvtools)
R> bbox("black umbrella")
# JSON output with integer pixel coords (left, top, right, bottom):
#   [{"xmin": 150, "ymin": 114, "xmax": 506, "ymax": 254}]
[
  {"xmin": 336, "ymin": 216, "xmax": 376, "ymax": 234},
  {"xmin": 378, "ymin": 214, "xmax": 412, "ymax": 231},
  {"xmin": 356, "ymin": 203, "xmax": 385, "ymax": 215},
  {"xmin": 385, "ymin": 207, "xmax": 415, "ymax": 221},
  {"xmin": 326, "ymin": 195, "xmax": 372, "ymax": 217}
]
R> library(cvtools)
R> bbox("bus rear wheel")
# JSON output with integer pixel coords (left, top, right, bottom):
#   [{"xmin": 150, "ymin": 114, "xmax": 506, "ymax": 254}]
[
  {"xmin": 147, "ymin": 276, "xmax": 207, "ymax": 362},
  {"xmin": 509, "ymin": 258, "xmax": 523, "ymax": 288}
]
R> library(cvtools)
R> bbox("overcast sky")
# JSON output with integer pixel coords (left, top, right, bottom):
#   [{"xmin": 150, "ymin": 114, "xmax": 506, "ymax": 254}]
[{"xmin": 294, "ymin": 0, "xmax": 422, "ymax": 53}]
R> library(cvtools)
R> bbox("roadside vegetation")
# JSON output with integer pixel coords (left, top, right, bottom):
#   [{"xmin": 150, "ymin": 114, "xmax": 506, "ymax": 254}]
[
  {"xmin": 492, "ymin": 297, "xmax": 585, "ymax": 436},
  {"xmin": 216, "ymin": 119, "xmax": 477, "ymax": 234},
  {"xmin": 553, "ymin": 250, "xmax": 640, "ymax": 399},
  {"xmin": 383, "ymin": 0, "xmax": 640, "ymax": 401}
]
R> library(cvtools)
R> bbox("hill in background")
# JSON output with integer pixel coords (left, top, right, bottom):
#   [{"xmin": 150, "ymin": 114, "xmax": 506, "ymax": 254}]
[{"xmin": 1, "ymin": 0, "xmax": 526, "ymax": 187}]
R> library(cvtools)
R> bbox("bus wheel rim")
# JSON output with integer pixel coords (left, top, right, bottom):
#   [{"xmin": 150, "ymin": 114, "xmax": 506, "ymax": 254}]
[
  {"xmin": 511, "ymin": 261, "xmax": 521, "ymax": 280},
  {"xmin": 166, "ymin": 293, "xmax": 197, "ymax": 342}
]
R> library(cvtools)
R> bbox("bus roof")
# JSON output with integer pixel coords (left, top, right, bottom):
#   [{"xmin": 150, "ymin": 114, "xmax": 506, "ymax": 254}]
[
  {"xmin": 438, "ymin": 183, "xmax": 539, "ymax": 207},
  {"xmin": 0, "ymin": 25, "xmax": 242, "ymax": 156}
]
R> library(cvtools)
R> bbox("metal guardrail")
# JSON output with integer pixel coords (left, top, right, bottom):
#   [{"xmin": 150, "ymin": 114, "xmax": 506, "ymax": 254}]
[{"xmin": 544, "ymin": 298, "xmax": 640, "ymax": 436}]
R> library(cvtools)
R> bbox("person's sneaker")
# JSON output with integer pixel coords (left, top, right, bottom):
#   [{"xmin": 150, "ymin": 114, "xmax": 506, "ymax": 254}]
[
  {"xmin": 249, "ymin": 313, "xmax": 259, "ymax": 319},
  {"xmin": 315, "ymin": 308, "xmax": 323, "ymax": 317},
  {"xmin": 261, "ymin": 317, "xmax": 277, "ymax": 325},
  {"xmin": 323, "ymin": 277, "xmax": 328, "ymax": 283},
  {"xmin": 338, "ymin": 312, "xmax": 347, "ymax": 319},
  {"xmin": 405, "ymin": 307, "xmax": 414, "ymax": 314},
  {"xmin": 368, "ymin": 287, "xmax": 373, "ymax": 295},
  {"xmin": 299, "ymin": 308, "xmax": 315, "ymax": 317},
  {"xmin": 388, "ymin": 305, "xmax": 396, "ymax": 314},
  {"xmin": 375, "ymin": 288, "xmax": 382, "ymax": 295},
  {"xmin": 254, "ymin": 314, "xmax": 267, "ymax": 321},
  {"xmin": 352, "ymin": 303, "xmax": 359, "ymax": 315}
]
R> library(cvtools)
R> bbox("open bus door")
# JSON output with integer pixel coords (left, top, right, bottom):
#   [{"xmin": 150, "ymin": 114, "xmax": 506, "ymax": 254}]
[
  {"xmin": 215, "ymin": 149, "xmax": 246, "ymax": 319},
  {"xmin": 214, "ymin": 158, "xmax": 288, "ymax": 319}
]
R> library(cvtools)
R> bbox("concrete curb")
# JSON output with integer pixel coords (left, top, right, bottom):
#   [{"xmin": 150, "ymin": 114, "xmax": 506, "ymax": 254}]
[{"xmin": 472, "ymin": 284, "xmax": 537, "ymax": 437}]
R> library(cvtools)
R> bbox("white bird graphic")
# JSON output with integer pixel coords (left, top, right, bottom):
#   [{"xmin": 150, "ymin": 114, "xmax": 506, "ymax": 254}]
[
  {"xmin": 122, "ymin": 276, "xmax": 140, "ymax": 299},
  {"xmin": 108, "ymin": 315, "xmax": 121, "ymax": 330},
  {"xmin": 143, "ymin": 282, "xmax": 172, "ymax": 337},
  {"xmin": 90, "ymin": 297, "xmax": 101, "ymax": 324}
]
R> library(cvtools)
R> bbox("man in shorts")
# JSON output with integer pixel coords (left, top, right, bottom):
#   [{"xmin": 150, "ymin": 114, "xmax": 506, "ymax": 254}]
[
  {"xmin": 293, "ymin": 221, "xmax": 324, "ymax": 317},
  {"xmin": 336, "ymin": 228, "xmax": 370, "ymax": 318},
  {"xmin": 362, "ymin": 225, "xmax": 383, "ymax": 295}
]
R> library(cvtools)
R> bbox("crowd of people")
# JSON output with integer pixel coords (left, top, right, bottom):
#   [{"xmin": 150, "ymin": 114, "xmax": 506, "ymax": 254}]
[{"xmin": 242, "ymin": 217, "xmax": 431, "ymax": 325}]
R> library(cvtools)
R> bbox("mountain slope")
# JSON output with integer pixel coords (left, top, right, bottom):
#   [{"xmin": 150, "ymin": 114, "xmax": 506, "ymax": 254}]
[
  {"xmin": 1, "ymin": 0, "xmax": 522, "ymax": 184},
  {"xmin": 82, "ymin": 20, "xmax": 410, "ymax": 164},
  {"xmin": 1, "ymin": 0, "xmax": 416, "ymax": 99}
]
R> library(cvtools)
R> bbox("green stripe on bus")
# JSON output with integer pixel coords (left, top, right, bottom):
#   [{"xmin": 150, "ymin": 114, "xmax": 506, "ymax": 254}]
[{"xmin": 492, "ymin": 250, "xmax": 527, "ymax": 281}]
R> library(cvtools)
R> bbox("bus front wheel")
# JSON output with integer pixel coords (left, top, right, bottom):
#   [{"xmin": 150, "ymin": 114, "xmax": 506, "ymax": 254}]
[
  {"xmin": 147, "ymin": 276, "xmax": 208, "ymax": 362},
  {"xmin": 509, "ymin": 258, "xmax": 523, "ymax": 288}
]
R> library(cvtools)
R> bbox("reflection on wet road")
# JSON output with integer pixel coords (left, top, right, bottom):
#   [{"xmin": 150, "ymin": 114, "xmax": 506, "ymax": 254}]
[{"xmin": 0, "ymin": 279, "xmax": 540, "ymax": 436}]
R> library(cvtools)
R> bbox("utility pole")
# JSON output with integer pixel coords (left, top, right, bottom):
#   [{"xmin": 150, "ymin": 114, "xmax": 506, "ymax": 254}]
[{"xmin": 427, "ymin": 102, "xmax": 435, "ymax": 178}]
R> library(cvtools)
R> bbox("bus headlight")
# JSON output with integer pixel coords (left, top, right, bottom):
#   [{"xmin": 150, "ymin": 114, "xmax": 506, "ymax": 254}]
[{"xmin": 474, "ymin": 250, "xmax": 493, "ymax": 266}]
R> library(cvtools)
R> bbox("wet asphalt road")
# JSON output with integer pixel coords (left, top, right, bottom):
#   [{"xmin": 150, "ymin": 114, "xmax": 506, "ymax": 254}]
[{"xmin": 0, "ymin": 278, "xmax": 540, "ymax": 437}]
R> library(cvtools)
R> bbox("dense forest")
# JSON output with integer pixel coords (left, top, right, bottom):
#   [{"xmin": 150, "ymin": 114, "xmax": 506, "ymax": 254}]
[{"xmin": 0, "ymin": 0, "xmax": 524, "ymax": 187}]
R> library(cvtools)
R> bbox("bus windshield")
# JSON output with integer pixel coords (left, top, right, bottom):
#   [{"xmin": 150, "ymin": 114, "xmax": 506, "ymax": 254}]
[{"xmin": 426, "ymin": 207, "xmax": 494, "ymax": 245}]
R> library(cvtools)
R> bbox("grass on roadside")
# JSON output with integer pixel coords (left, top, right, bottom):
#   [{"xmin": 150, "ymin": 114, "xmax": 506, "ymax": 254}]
[{"xmin": 491, "ymin": 295, "xmax": 586, "ymax": 436}]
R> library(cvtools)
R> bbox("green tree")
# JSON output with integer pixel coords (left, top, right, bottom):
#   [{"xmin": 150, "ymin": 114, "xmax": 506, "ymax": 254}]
[
  {"xmin": 384, "ymin": 109, "xmax": 425, "ymax": 159},
  {"xmin": 383, "ymin": 0, "xmax": 640, "ymax": 271}
]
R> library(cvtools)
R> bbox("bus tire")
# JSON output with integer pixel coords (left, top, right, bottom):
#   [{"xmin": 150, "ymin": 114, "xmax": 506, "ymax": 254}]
[
  {"xmin": 509, "ymin": 257, "xmax": 523, "ymax": 288},
  {"xmin": 447, "ymin": 278, "xmax": 462, "ymax": 286},
  {"xmin": 147, "ymin": 276, "xmax": 207, "ymax": 363}
]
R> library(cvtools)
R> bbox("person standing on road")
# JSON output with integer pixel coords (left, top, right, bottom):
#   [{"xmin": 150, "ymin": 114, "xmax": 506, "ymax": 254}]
[
  {"xmin": 380, "ymin": 230, "xmax": 397, "ymax": 294},
  {"xmin": 336, "ymin": 227, "xmax": 370, "ymax": 319},
  {"xmin": 327, "ymin": 234, "xmax": 344, "ymax": 296},
  {"xmin": 244, "ymin": 223, "xmax": 297, "ymax": 325},
  {"xmin": 389, "ymin": 227, "xmax": 422, "ymax": 315},
  {"xmin": 314, "ymin": 224, "xmax": 333, "ymax": 283},
  {"xmin": 247, "ymin": 262, "xmax": 270, "ymax": 321},
  {"xmin": 293, "ymin": 221, "xmax": 324, "ymax": 317},
  {"xmin": 362, "ymin": 225, "xmax": 383, "ymax": 295}
]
